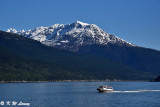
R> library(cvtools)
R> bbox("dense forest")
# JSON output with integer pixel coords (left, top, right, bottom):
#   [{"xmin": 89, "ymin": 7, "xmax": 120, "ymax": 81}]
[{"xmin": 0, "ymin": 31, "xmax": 157, "ymax": 81}]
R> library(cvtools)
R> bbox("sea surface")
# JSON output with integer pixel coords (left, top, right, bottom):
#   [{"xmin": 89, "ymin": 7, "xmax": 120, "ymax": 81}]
[{"xmin": 0, "ymin": 82, "xmax": 160, "ymax": 107}]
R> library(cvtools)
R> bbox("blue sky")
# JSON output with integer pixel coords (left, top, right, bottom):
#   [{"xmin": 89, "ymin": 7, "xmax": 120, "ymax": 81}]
[{"xmin": 0, "ymin": 0, "xmax": 160, "ymax": 50}]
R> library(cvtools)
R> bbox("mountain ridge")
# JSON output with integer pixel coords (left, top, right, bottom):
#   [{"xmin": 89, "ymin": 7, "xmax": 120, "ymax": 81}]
[{"xmin": 7, "ymin": 21, "xmax": 135, "ymax": 52}]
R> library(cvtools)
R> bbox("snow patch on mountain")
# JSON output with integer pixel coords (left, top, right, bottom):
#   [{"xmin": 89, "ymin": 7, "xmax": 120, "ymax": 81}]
[{"xmin": 75, "ymin": 21, "xmax": 90, "ymax": 26}]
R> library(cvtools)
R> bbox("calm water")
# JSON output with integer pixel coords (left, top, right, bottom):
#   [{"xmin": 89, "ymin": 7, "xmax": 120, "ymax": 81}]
[{"xmin": 0, "ymin": 82, "xmax": 160, "ymax": 107}]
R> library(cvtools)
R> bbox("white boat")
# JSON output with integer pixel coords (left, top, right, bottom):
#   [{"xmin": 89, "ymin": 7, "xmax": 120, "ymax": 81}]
[{"xmin": 97, "ymin": 85, "xmax": 113, "ymax": 92}]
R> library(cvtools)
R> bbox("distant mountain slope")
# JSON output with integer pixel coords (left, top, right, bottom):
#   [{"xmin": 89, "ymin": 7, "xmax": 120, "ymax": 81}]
[
  {"xmin": 0, "ymin": 31, "xmax": 153, "ymax": 81},
  {"xmin": 78, "ymin": 43, "xmax": 160, "ymax": 75}
]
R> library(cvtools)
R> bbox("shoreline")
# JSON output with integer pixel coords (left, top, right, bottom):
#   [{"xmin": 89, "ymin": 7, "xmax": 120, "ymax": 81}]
[{"xmin": 0, "ymin": 80, "xmax": 149, "ymax": 83}]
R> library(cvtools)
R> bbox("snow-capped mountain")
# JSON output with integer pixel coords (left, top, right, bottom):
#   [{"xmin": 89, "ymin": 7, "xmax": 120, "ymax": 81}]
[
  {"xmin": 7, "ymin": 21, "xmax": 135, "ymax": 51},
  {"xmin": 5, "ymin": 22, "xmax": 160, "ymax": 80}
]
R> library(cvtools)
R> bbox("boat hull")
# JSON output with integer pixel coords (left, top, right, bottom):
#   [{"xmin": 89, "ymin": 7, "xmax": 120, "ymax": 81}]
[{"xmin": 97, "ymin": 88, "xmax": 113, "ymax": 92}]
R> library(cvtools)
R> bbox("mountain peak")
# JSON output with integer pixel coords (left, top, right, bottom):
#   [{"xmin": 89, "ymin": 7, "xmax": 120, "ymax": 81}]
[
  {"xmin": 73, "ymin": 21, "xmax": 90, "ymax": 26},
  {"xmin": 7, "ymin": 28, "xmax": 17, "ymax": 33}
]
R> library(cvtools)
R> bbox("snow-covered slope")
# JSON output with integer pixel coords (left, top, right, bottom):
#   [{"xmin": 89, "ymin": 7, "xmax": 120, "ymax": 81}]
[{"xmin": 7, "ymin": 21, "xmax": 135, "ymax": 51}]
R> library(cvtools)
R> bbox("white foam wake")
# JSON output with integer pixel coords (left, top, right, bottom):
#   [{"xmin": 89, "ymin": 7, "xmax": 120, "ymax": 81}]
[{"xmin": 113, "ymin": 90, "xmax": 160, "ymax": 93}]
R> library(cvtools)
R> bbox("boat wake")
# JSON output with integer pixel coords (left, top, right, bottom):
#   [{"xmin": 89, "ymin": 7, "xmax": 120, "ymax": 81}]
[{"xmin": 113, "ymin": 90, "xmax": 160, "ymax": 93}]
